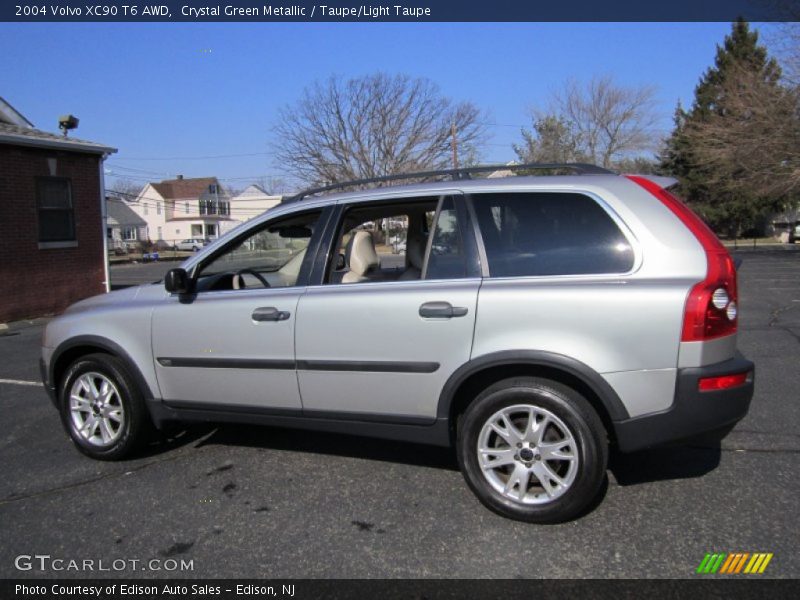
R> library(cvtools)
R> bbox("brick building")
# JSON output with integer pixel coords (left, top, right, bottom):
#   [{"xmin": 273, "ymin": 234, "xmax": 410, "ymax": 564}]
[{"xmin": 0, "ymin": 98, "xmax": 116, "ymax": 323}]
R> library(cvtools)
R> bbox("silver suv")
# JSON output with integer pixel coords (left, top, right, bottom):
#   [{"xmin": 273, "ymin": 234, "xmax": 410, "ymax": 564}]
[{"xmin": 40, "ymin": 164, "xmax": 754, "ymax": 523}]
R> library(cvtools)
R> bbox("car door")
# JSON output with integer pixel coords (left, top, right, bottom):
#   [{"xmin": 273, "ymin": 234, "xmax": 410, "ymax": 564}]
[
  {"xmin": 295, "ymin": 194, "xmax": 481, "ymax": 421},
  {"xmin": 151, "ymin": 208, "xmax": 326, "ymax": 412}
]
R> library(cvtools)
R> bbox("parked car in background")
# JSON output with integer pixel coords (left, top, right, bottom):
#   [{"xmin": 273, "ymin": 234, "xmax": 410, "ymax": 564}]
[
  {"xmin": 789, "ymin": 223, "xmax": 800, "ymax": 244},
  {"xmin": 40, "ymin": 163, "xmax": 754, "ymax": 523},
  {"xmin": 152, "ymin": 240, "xmax": 172, "ymax": 251},
  {"xmin": 174, "ymin": 238, "xmax": 207, "ymax": 251}
]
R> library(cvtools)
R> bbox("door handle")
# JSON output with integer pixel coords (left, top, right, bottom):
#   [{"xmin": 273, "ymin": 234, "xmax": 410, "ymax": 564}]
[
  {"xmin": 419, "ymin": 301, "xmax": 468, "ymax": 319},
  {"xmin": 252, "ymin": 307, "xmax": 291, "ymax": 322}
]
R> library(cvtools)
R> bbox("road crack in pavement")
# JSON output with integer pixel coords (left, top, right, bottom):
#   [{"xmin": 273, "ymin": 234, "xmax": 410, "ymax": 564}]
[
  {"xmin": 778, "ymin": 327, "xmax": 800, "ymax": 344},
  {"xmin": 768, "ymin": 302, "xmax": 800, "ymax": 331}
]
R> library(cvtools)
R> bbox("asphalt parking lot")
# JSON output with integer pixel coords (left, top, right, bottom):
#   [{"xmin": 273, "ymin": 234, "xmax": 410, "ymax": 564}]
[{"xmin": 1, "ymin": 248, "xmax": 798, "ymax": 579}]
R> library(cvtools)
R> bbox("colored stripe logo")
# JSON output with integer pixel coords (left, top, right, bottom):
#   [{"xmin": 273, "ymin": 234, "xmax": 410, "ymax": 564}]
[{"xmin": 697, "ymin": 552, "xmax": 773, "ymax": 574}]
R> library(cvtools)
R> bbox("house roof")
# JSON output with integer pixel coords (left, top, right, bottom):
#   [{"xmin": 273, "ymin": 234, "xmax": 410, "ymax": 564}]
[
  {"xmin": 487, "ymin": 161, "xmax": 519, "ymax": 179},
  {"xmin": 0, "ymin": 122, "xmax": 116, "ymax": 155},
  {"xmin": 106, "ymin": 197, "xmax": 147, "ymax": 227},
  {"xmin": 235, "ymin": 184, "xmax": 269, "ymax": 197},
  {"xmin": 151, "ymin": 177, "xmax": 222, "ymax": 200},
  {"xmin": 232, "ymin": 184, "xmax": 283, "ymax": 204},
  {"xmin": 0, "ymin": 97, "xmax": 34, "ymax": 128}
]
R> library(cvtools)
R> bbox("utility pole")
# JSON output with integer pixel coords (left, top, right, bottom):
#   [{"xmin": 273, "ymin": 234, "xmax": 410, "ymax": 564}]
[
  {"xmin": 451, "ymin": 120, "xmax": 459, "ymax": 170},
  {"xmin": 213, "ymin": 183, "xmax": 220, "ymax": 239}
]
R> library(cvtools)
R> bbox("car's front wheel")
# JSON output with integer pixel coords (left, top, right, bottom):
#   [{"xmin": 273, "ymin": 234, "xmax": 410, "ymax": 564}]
[
  {"xmin": 59, "ymin": 353, "xmax": 152, "ymax": 460},
  {"xmin": 458, "ymin": 377, "xmax": 607, "ymax": 523}
]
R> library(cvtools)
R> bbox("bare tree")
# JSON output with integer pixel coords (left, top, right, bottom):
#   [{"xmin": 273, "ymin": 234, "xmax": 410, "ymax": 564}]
[
  {"xmin": 551, "ymin": 76, "xmax": 659, "ymax": 168},
  {"xmin": 767, "ymin": 22, "xmax": 800, "ymax": 85},
  {"xmin": 683, "ymin": 62, "xmax": 800, "ymax": 200},
  {"xmin": 273, "ymin": 73, "xmax": 486, "ymax": 185},
  {"xmin": 253, "ymin": 176, "xmax": 291, "ymax": 195},
  {"xmin": 106, "ymin": 179, "xmax": 143, "ymax": 200}
]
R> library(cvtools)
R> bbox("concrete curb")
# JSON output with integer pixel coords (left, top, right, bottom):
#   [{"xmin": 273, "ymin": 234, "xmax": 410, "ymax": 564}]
[{"xmin": 0, "ymin": 317, "xmax": 51, "ymax": 333}]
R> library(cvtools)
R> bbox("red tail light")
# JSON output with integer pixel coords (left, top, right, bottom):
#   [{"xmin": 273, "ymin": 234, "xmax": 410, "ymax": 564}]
[
  {"xmin": 626, "ymin": 176, "xmax": 738, "ymax": 342},
  {"xmin": 698, "ymin": 372, "xmax": 749, "ymax": 391}
]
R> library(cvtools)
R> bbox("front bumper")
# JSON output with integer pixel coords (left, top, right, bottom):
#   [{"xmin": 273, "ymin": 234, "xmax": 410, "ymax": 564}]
[
  {"xmin": 614, "ymin": 353, "xmax": 754, "ymax": 452},
  {"xmin": 40, "ymin": 357, "xmax": 57, "ymax": 407}
]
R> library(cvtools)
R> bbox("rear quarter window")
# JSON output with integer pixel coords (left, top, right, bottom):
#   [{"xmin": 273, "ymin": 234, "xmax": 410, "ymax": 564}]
[{"xmin": 471, "ymin": 192, "xmax": 634, "ymax": 277}]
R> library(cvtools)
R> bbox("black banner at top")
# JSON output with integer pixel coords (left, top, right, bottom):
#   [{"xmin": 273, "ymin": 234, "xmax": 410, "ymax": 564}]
[{"xmin": 1, "ymin": 0, "xmax": 796, "ymax": 23}]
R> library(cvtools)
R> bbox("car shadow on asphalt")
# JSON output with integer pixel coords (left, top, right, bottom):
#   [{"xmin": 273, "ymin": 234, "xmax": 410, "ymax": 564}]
[
  {"xmin": 193, "ymin": 424, "xmax": 461, "ymax": 471},
  {"xmin": 193, "ymin": 423, "xmax": 616, "ymax": 520},
  {"xmin": 138, "ymin": 424, "xmax": 219, "ymax": 458},
  {"xmin": 159, "ymin": 423, "xmax": 724, "ymax": 495},
  {"xmin": 608, "ymin": 443, "xmax": 722, "ymax": 486}
]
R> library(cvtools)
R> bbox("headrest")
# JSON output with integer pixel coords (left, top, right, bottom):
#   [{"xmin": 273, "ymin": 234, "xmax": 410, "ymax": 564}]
[
  {"xmin": 406, "ymin": 231, "xmax": 426, "ymax": 270},
  {"xmin": 345, "ymin": 231, "xmax": 379, "ymax": 276}
]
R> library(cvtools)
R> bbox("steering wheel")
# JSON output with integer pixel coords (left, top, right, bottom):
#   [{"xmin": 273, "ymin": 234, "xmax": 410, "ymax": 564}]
[{"xmin": 233, "ymin": 268, "xmax": 270, "ymax": 289}]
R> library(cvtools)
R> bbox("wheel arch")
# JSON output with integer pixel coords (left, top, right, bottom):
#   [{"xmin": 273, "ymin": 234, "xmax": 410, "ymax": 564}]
[
  {"xmin": 438, "ymin": 351, "xmax": 629, "ymax": 444},
  {"xmin": 50, "ymin": 335, "xmax": 156, "ymax": 408}
]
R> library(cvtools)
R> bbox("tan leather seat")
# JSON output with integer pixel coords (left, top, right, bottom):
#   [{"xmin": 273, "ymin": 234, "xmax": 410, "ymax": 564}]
[
  {"xmin": 399, "ymin": 232, "xmax": 426, "ymax": 281},
  {"xmin": 342, "ymin": 231, "xmax": 379, "ymax": 284}
]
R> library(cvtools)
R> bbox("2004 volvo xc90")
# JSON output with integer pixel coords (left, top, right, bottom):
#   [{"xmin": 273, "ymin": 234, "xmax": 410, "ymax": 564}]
[{"xmin": 40, "ymin": 164, "xmax": 754, "ymax": 522}]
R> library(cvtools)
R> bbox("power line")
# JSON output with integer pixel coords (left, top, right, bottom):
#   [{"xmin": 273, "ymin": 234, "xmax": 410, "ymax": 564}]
[
  {"xmin": 107, "ymin": 189, "xmax": 278, "ymax": 216},
  {"xmin": 107, "ymin": 168, "xmax": 288, "ymax": 184},
  {"xmin": 117, "ymin": 151, "xmax": 274, "ymax": 161},
  {"xmin": 106, "ymin": 163, "xmax": 174, "ymax": 176},
  {"xmin": 479, "ymin": 121, "xmax": 526, "ymax": 128}
]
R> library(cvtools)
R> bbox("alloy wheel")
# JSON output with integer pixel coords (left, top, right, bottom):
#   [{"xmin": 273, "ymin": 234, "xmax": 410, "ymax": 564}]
[
  {"xmin": 68, "ymin": 372, "xmax": 125, "ymax": 446},
  {"xmin": 477, "ymin": 404, "xmax": 579, "ymax": 504}
]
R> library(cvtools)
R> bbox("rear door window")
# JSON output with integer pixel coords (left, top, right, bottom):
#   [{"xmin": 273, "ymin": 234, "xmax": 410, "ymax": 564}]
[{"xmin": 471, "ymin": 192, "xmax": 634, "ymax": 277}]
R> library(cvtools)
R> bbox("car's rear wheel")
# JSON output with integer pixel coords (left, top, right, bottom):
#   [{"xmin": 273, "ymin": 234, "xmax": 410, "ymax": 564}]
[
  {"xmin": 457, "ymin": 377, "xmax": 607, "ymax": 523},
  {"xmin": 59, "ymin": 353, "xmax": 153, "ymax": 460}
]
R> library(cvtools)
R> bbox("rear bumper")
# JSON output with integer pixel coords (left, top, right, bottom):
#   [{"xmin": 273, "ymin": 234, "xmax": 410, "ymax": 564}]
[{"xmin": 614, "ymin": 353, "xmax": 754, "ymax": 452}]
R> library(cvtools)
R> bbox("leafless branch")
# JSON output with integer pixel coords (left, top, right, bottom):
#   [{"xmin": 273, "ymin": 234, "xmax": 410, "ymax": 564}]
[
  {"xmin": 683, "ymin": 62, "xmax": 800, "ymax": 199},
  {"xmin": 553, "ymin": 76, "xmax": 659, "ymax": 168},
  {"xmin": 273, "ymin": 73, "xmax": 486, "ymax": 186}
]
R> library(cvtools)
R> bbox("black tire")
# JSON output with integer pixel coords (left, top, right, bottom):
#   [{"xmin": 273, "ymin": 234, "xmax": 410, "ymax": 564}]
[
  {"xmin": 457, "ymin": 377, "xmax": 607, "ymax": 523},
  {"xmin": 59, "ymin": 353, "xmax": 153, "ymax": 460}
]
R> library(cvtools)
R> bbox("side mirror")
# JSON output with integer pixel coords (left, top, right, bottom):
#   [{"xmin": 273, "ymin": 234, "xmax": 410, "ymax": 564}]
[{"xmin": 164, "ymin": 268, "xmax": 192, "ymax": 294}]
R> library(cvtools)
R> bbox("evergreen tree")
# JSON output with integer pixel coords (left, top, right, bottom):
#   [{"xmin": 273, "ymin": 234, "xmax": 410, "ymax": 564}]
[
  {"xmin": 660, "ymin": 20, "xmax": 787, "ymax": 236},
  {"xmin": 513, "ymin": 115, "xmax": 585, "ymax": 164}
]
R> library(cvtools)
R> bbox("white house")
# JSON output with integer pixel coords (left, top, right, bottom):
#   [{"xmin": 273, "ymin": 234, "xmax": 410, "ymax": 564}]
[
  {"xmin": 129, "ymin": 176, "xmax": 238, "ymax": 244},
  {"xmin": 106, "ymin": 195, "xmax": 147, "ymax": 251},
  {"xmin": 229, "ymin": 184, "xmax": 283, "ymax": 221}
]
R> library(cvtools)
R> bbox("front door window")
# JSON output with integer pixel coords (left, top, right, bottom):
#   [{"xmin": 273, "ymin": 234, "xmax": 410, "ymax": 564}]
[{"xmin": 194, "ymin": 211, "xmax": 321, "ymax": 292}]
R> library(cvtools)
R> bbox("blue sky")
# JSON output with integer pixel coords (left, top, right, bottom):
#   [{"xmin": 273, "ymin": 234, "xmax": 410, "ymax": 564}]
[{"xmin": 0, "ymin": 22, "xmax": 766, "ymax": 191}]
